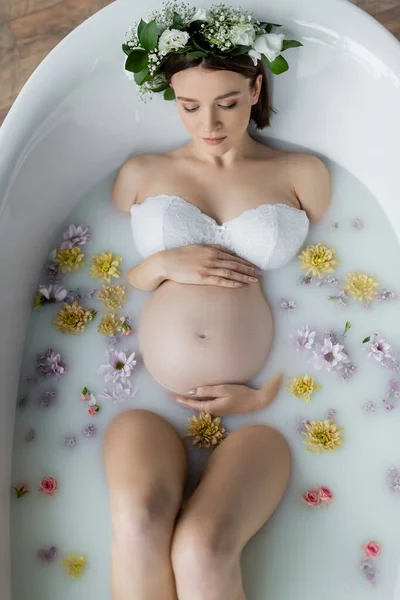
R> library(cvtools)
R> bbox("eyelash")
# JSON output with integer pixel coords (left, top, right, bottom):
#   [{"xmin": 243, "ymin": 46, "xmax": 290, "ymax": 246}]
[{"xmin": 183, "ymin": 103, "xmax": 237, "ymax": 113}]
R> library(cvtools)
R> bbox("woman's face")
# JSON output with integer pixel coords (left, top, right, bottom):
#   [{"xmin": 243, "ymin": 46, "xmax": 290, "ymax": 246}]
[{"xmin": 169, "ymin": 67, "xmax": 262, "ymax": 150}]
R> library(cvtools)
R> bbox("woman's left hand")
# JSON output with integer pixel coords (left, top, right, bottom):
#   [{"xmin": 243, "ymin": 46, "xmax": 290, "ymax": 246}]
[{"xmin": 171, "ymin": 372, "xmax": 284, "ymax": 416}]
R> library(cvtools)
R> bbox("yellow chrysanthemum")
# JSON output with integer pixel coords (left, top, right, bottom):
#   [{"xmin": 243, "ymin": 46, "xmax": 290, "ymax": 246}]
[
  {"xmin": 97, "ymin": 312, "xmax": 126, "ymax": 336},
  {"xmin": 286, "ymin": 375, "xmax": 322, "ymax": 404},
  {"xmin": 53, "ymin": 247, "xmax": 84, "ymax": 273},
  {"xmin": 298, "ymin": 242, "xmax": 338, "ymax": 279},
  {"xmin": 89, "ymin": 252, "xmax": 122, "ymax": 282},
  {"xmin": 62, "ymin": 553, "xmax": 87, "ymax": 579},
  {"xmin": 53, "ymin": 301, "xmax": 96, "ymax": 334},
  {"xmin": 341, "ymin": 272, "xmax": 379, "ymax": 304},
  {"xmin": 186, "ymin": 412, "xmax": 227, "ymax": 449},
  {"xmin": 302, "ymin": 420, "xmax": 344, "ymax": 454},
  {"xmin": 96, "ymin": 285, "xmax": 128, "ymax": 309}
]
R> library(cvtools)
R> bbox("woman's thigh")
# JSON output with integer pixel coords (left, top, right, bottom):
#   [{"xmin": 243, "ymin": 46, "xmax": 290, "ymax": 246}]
[
  {"xmin": 102, "ymin": 409, "xmax": 188, "ymax": 520},
  {"xmin": 175, "ymin": 423, "xmax": 291, "ymax": 551}
]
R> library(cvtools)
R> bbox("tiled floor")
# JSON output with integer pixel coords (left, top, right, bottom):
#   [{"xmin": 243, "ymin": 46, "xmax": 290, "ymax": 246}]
[{"xmin": 0, "ymin": 0, "xmax": 399, "ymax": 126}]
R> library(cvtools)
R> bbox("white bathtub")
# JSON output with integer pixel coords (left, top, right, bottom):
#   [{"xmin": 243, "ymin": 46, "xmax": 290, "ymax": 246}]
[{"xmin": 1, "ymin": 0, "xmax": 400, "ymax": 597}]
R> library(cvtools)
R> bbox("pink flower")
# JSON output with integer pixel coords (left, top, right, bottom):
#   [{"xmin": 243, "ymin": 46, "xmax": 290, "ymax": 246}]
[
  {"xmin": 80, "ymin": 387, "xmax": 91, "ymax": 401},
  {"xmin": 302, "ymin": 490, "xmax": 321, "ymax": 507},
  {"xmin": 318, "ymin": 486, "xmax": 333, "ymax": 504},
  {"xmin": 39, "ymin": 476, "xmax": 58, "ymax": 496},
  {"xmin": 362, "ymin": 541, "xmax": 381, "ymax": 558},
  {"xmin": 88, "ymin": 405, "xmax": 99, "ymax": 416}
]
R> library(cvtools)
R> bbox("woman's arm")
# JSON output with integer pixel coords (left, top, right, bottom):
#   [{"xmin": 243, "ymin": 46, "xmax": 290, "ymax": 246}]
[{"xmin": 127, "ymin": 251, "xmax": 168, "ymax": 291}]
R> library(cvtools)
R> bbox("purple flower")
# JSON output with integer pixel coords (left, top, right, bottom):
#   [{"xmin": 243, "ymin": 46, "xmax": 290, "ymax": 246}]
[
  {"xmin": 298, "ymin": 275, "xmax": 313, "ymax": 285},
  {"xmin": 45, "ymin": 262, "xmax": 61, "ymax": 282},
  {"xmin": 363, "ymin": 402, "xmax": 376, "ymax": 413},
  {"xmin": 360, "ymin": 559, "xmax": 376, "ymax": 585},
  {"xmin": 313, "ymin": 338, "xmax": 348, "ymax": 372},
  {"xmin": 280, "ymin": 298, "xmax": 296, "ymax": 312},
  {"xmin": 38, "ymin": 389, "xmax": 57, "ymax": 409},
  {"xmin": 388, "ymin": 468, "xmax": 400, "ymax": 492},
  {"xmin": 324, "ymin": 329, "xmax": 338, "ymax": 344},
  {"xmin": 107, "ymin": 336, "xmax": 119, "ymax": 350},
  {"xmin": 38, "ymin": 284, "xmax": 68, "ymax": 303},
  {"xmin": 383, "ymin": 399, "xmax": 395, "ymax": 411},
  {"xmin": 352, "ymin": 218, "xmax": 364, "ymax": 229},
  {"xmin": 83, "ymin": 424, "xmax": 97, "ymax": 437},
  {"xmin": 25, "ymin": 428, "xmax": 36, "ymax": 442},
  {"xmin": 60, "ymin": 224, "xmax": 91, "ymax": 249},
  {"xmin": 364, "ymin": 334, "xmax": 392, "ymax": 363},
  {"xmin": 295, "ymin": 418, "xmax": 311, "ymax": 435},
  {"xmin": 315, "ymin": 276, "xmax": 340, "ymax": 288},
  {"xmin": 37, "ymin": 545, "xmax": 58, "ymax": 562},
  {"xmin": 290, "ymin": 326, "xmax": 316, "ymax": 351},
  {"xmin": 36, "ymin": 349, "xmax": 67, "ymax": 378},
  {"xmin": 381, "ymin": 356, "xmax": 400, "ymax": 373},
  {"xmin": 326, "ymin": 408, "xmax": 337, "ymax": 419},
  {"xmin": 97, "ymin": 349, "xmax": 137, "ymax": 383},
  {"xmin": 336, "ymin": 361, "xmax": 357, "ymax": 381},
  {"xmin": 63, "ymin": 436, "xmax": 76, "ymax": 448},
  {"xmin": 99, "ymin": 382, "xmax": 137, "ymax": 406},
  {"xmin": 388, "ymin": 379, "xmax": 400, "ymax": 398},
  {"xmin": 377, "ymin": 288, "xmax": 397, "ymax": 302}
]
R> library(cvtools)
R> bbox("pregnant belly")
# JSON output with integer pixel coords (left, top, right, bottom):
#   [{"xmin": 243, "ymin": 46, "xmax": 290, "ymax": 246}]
[{"xmin": 137, "ymin": 280, "xmax": 274, "ymax": 396}]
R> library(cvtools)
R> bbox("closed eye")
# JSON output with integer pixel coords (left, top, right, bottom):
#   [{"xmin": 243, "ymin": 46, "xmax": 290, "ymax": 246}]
[{"xmin": 183, "ymin": 103, "xmax": 237, "ymax": 113}]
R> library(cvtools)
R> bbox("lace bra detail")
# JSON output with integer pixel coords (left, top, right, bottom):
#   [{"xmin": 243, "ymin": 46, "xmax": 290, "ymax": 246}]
[{"xmin": 130, "ymin": 194, "xmax": 310, "ymax": 271}]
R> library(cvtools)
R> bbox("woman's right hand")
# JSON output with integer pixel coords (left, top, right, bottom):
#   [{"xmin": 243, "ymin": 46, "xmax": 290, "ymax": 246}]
[{"xmin": 160, "ymin": 244, "xmax": 261, "ymax": 288}]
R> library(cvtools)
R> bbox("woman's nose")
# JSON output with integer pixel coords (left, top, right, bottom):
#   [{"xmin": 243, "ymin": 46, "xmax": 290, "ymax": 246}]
[{"xmin": 202, "ymin": 108, "xmax": 220, "ymax": 134}]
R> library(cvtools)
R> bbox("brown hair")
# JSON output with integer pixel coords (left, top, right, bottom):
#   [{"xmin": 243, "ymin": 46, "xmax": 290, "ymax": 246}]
[{"xmin": 161, "ymin": 53, "xmax": 277, "ymax": 130}]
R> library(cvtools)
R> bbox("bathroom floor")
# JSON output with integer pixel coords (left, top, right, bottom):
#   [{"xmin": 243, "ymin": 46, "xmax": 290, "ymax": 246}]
[
  {"xmin": 0, "ymin": 0, "xmax": 400, "ymax": 126},
  {"xmin": 10, "ymin": 156, "xmax": 400, "ymax": 599}
]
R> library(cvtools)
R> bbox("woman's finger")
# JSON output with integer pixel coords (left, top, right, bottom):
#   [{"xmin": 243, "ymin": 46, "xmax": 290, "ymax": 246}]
[
  {"xmin": 207, "ymin": 268, "xmax": 258, "ymax": 284},
  {"xmin": 206, "ymin": 244, "xmax": 259, "ymax": 269},
  {"xmin": 174, "ymin": 395, "xmax": 231, "ymax": 416},
  {"xmin": 187, "ymin": 384, "xmax": 232, "ymax": 398},
  {"xmin": 202, "ymin": 276, "xmax": 245, "ymax": 288},
  {"xmin": 211, "ymin": 260, "xmax": 260, "ymax": 277}
]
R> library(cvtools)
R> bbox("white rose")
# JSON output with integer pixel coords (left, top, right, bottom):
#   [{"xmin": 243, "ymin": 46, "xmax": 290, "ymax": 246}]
[
  {"xmin": 230, "ymin": 24, "xmax": 255, "ymax": 47},
  {"xmin": 189, "ymin": 8, "xmax": 210, "ymax": 23},
  {"xmin": 251, "ymin": 32, "xmax": 285, "ymax": 63},
  {"xmin": 158, "ymin": 28, "xmax": 190, "ymax": 52}
]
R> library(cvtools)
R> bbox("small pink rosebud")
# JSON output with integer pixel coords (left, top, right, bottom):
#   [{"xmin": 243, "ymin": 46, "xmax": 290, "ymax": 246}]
[
  {"xmin": 318, "ymin": 486, "xmax": 333, "ymax": 504},
  {"xmin": 362, "ymin": 541, "xmax": 381, "ymax": 558},
  {"xmin": 88, "ymin": 405, "xmax": 100, "ymax": 416},
  {"xmin": 302, "ymin": 490, "xmax": 321, "ymax": 507},
  {"xmin": 39, "ymin": 476, "xmax": 58, "ymax": 496}
]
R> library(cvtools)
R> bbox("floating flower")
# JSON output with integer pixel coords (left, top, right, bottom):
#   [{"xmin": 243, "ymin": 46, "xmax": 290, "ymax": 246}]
[
  {"xmin": 38, "ymin": 389, "xmax": 57, "ymax": 409},
  {"xmin": 290, "ymin": 325, "xmax": 316, "ymax": 351},
  {"xmin": 97, "ymin": 349, "xmax": 137, "ymax": 383},
  {"xmin": 53, "ymin": 247, "xmax": 85, "ymax": 273},
  {"xmin": 302, "ymin": 420, "xmax": 344, "ymax": 454},
  {"xmin": 336, "ymin": 361, "xmax": 357, "ymax": 380},
  {"xmin": 362, "ymin": 541, "xmax": 381, "ymax": 558},
  {"xmin": 60, "ymin": 224, "xmax": 91, "ymax": 249},
  {"xmin": 13, "ymin": 483, "xmax": 30, "ymax": 498},
  {"xmin": 301, "ymin": 489, "xmax": 320, "ymax": 507},
  {"xmin": 39, "ymin": 476, "xmax": 58, "ymax": 496},
  {"xmin": 63, "ymin": 436, "xmax": 76, "ymax": 448},
  {"xmin": 286, "ymin": 375, "xmax": 322, "ymax": 403},
  {"xmin": 97, "ymin": 285, "xmax": 128, "ymax": 309},
  {"xmin": 363, "ymin": 334, "xmax": 392, "ymax": 363},
  {"xmin": 83, "ymin": 424, "xmax": 97, "ymax": 437},
  {"xmin": 120, "ymin": 317, "xmax": 133, "ymax": 336},
  {"xmin": 99, "ymin": 382, "xmax": 137, "ymax": 406},
  {"xmin": 80, "ymin": 387, "xmax": 91, "ymax": 401},
  {"xmin": 341, "ymin": 272, "xmax": 379, "ymax": 304},
  {"xmin": 53, "ymin": 301, "xmax": 97, "ymax": 334},
  {"xmin": 88, "ymin": 405, "xmax": 100, "ymax": 416},
  {"xmin": 280, "ymin": 298, "xmax": 296, "ymax": 312},
  {"xmin": 298, "ymin": 242, "xmax": 338, "ymax": 279},
  {"xmin": 62, "ymin": 553, "xmax": 87, "ymax": 579},
  {"xmin": 295, "ymin": 418, "xmax": 311, "ymax": 435},
  {"xmin": 37, "ymin": 545, "xmax": 58, "ymax": 562},
  {"xmin": 360, "ymin": 559, "xmax": 377, "ymax": 585},
  {"xmin": 363, "ymin": 401, "xmax": 376, "ymax": 413},
  {"xmin": 89, "ymin": 252, "xmax": 122, "ymax": 282},
  {"xmin": 352, "ymin": 218, "xmax": 364, "ymax": 229},
  {"xmin": 326, "ymin": 408, "xmax": 337, "ymax": 419},
  {"xmin": 36, "ymin": 348, "xmax": 67, "ymax": 378},
  {"xmin": 97, "ymin": 313, "xmax": 126, "ymax": 337},
  {"xmin": 34, "ymin": 284, "xmax": 69, "ymax": 308},
  {"xmin": 46, "ymin": 262, "xmax": 61, "ymax": 282},
  {"xmin": 313, "ymin": 337, "xmax": 348, "ymax": 372},
  {"xmin": 388, "ymin": 468, "xmax": 400, "ymax": 492},
  {"xmin": 185, "ymin": 412, "xmax": 226, "ymax": 449},
  {"xmin": 318, "ymin": 486, "xmax": 333, "ymax": 504}
]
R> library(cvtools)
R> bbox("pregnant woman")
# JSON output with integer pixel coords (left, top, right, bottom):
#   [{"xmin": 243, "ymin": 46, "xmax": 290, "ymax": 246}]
[{"xmin": 103, "ymin": 4, "xmax": 332, "ymax": 599}]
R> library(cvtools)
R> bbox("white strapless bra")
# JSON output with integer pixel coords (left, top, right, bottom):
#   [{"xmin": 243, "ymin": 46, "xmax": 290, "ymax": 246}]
[{"xmin": 130, "ymin": 193, "xmax": 310, "ymax": 271}]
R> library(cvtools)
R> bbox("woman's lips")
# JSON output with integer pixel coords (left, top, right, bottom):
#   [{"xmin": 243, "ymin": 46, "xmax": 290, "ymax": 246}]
[{"xmin": 202, "ymin": 136, "xmax": 227, "ymax": 145}]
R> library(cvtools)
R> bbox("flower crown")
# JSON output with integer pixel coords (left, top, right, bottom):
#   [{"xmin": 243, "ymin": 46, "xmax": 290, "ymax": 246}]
[{"xmin": 122, "ymin": 1, "xmax": 303, "ymax": 102}]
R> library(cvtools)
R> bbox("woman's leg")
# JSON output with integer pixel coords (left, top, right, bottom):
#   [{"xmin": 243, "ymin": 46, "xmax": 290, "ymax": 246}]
[
  {"xmin": 102, "ymin": 409, "xmax": 188, "ymax": 600},
  {"xmin": 171, "ymin": 424, "xmax": 291, "ymax": 600}
]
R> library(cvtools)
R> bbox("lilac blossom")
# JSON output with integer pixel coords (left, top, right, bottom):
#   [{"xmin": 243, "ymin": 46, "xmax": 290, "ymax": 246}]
[
  {"xmin": 60, "ymin": 224, "xmax": 91, "ymax": 248},
  {"xmin": 336, "ymin": 361, "xmax": 357, "ymax": 381},
  {"xmin": 388, "ymin": 468, "xmax": 400, "ymax": 492},
  {"xmin": 38, "ymin": 389, "xmax": 57, "ymax": 408},
  {"xmin": 37, "ymin": 546, "xmax": 58, "ymax": 562},
  {"xmin": 326, "ymin": 408, "xmax": 337, "ymax": 419},
  {"xmin": 99, "ymin": 382, "xmax": 137, "ymax": 406},
  {"xmin": 36, "ymin": 349, "xmax": 67, "ymax": 378},
  {"xmin": 290, "ymin": 326, "xmax": 316, "ymax": 352},
  {"xmin": 83, "ymin": 424, "xmax": 97, "ymax": 437},
  {"xmin": 63, "ymin": 436, "xmax": 76, "ymax": 448},
  {"xmin": 352, "ymin": 218, "xmax": 364, "ymax": 229},
  {"xmin": 377, "ymin": 288, "xmax": 399, "ymax": 302},
  {"xmin": 280, "ymin": 298, "xmax": 296, "ymax": 312},
  {"xmin": 45, "ymin": 262, "xmax": 61, "ymax": 282},
  {"xmin": 295, "ymin": 418, "xmax": 311, "ymax": 435},
  {"xmin": 360, "ymin": 559, "xmax": 376, "ymax": 585},
  {"xmin": 363, "ymin": 402, "xmax": 376, "ymax": 413},
  {"xmin": 383, "ymin": 399, "xmax": 395, "ymax": 411},
  {"xmin": 38, "ymin": 284, "xmax": 68, "ymax": 303},
  {"xmin": 97, "ymin": 349, "xmax": 137, "ymax": 383},
  {"xmin": 298, "ymin": 275, "xmax": 313, "ymax": 285},
  {"xmin": 315, "ymin": 276, "xmax": 340, "ymax": 288},
  {"xmin": 313, "ymin": 337, "xmax": 348, "ymax": 372}
]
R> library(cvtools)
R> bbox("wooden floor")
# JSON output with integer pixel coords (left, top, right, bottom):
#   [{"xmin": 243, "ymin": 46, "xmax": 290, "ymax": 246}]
[{"xmin": 1, "ymin": 0, "xmax": 400, "ymax": 126}]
